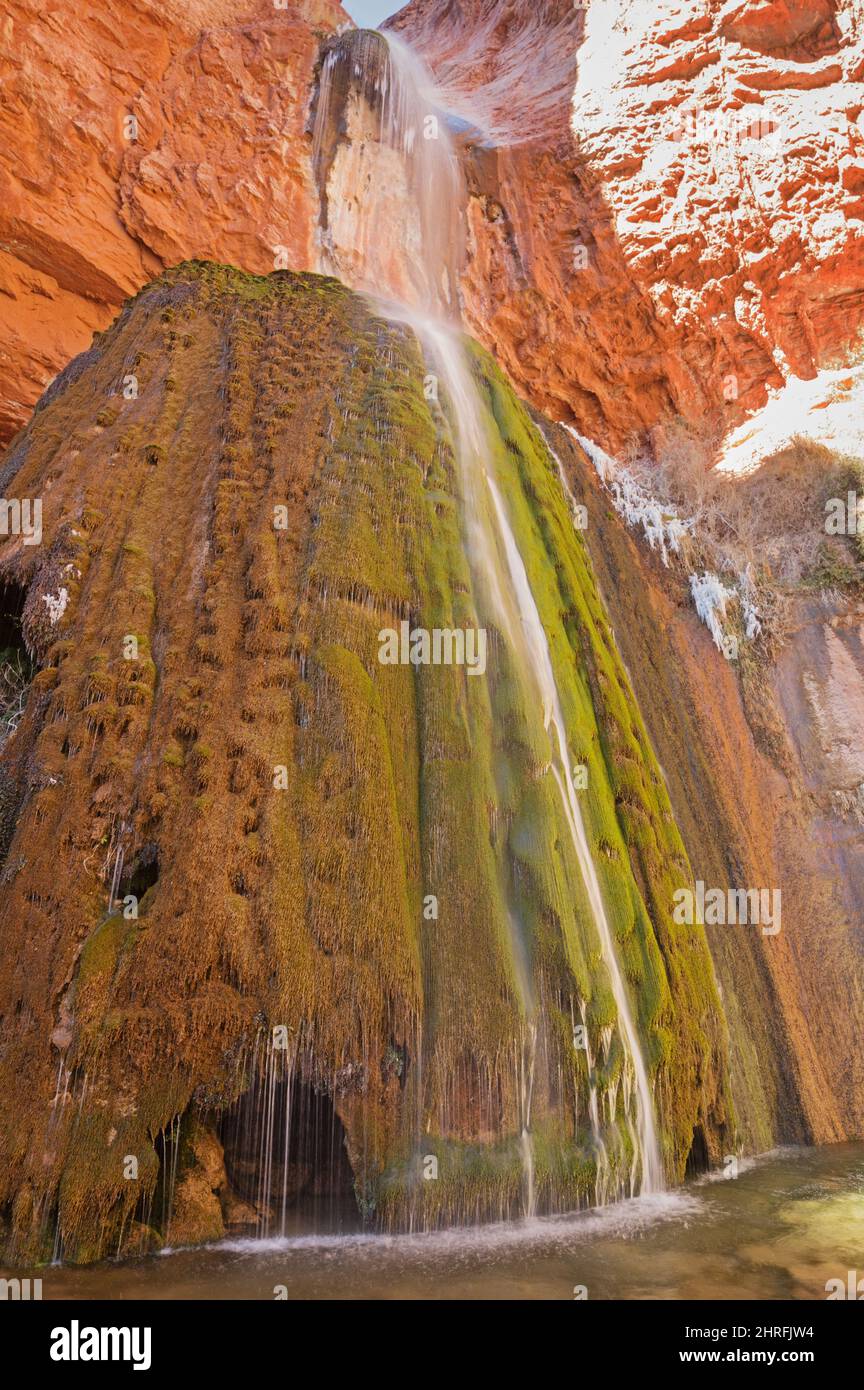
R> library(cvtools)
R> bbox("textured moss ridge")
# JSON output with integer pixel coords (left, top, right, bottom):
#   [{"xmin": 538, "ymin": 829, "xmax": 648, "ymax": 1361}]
[
  {"xmin": 0, "ymin": 264, "xmax": 731, "ymax": 1261},
  {"xmin": 471, "ymin": 345, "xmax": 733, "ymax": 1163}
]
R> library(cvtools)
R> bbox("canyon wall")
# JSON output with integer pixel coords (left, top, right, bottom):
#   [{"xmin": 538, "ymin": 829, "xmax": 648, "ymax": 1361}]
[
  {"xmin": 391, "ymin": 0, "xmax": 864, "ymax": 450},
  {"xmin": 552, "ymin": 426, "xmax": 864, "ymax": 1151},
  {"xmin": 4, "ymin": 1, "xmax": 864, "ymax": 454},
  {"xmin": 0, "ymin": 0, "xmax": 349, "ymax": 443}
]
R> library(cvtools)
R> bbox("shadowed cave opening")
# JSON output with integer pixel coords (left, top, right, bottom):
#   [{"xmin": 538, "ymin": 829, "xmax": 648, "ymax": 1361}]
[
  {"xmin": 219, "ymin": 1074, "xmax": 358, "ymax": 1235},
  {"xmin": 685, "ymin": 1124, "xmax": 710, "ymax": 1179},
  {"xmin": 117, "ymin": 842, "xmax": 159, "ymax": 904}
]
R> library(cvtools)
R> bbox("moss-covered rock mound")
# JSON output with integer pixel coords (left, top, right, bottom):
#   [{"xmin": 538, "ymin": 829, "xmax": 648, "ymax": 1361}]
[{"xmin": 0, "ymin": 264, "xmax": 732, "ymax": 1262}]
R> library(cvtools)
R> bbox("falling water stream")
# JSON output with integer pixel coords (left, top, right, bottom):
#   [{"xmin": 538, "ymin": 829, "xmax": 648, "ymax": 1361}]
[{"xmin": 311, "ymin": 29, "xmax": 664, "ymax": 1204}]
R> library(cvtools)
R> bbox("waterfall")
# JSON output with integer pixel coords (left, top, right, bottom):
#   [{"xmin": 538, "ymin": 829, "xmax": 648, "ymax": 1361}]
[
  {"xmin": 519, "ymin": 1022, "xmax": 538, "ymax": 1219},
  {"xmin": 312, "ymin": 29, "xmax": 463, "ymax": 317},
  {"xmin": 311, "ymin": 28, "xmax": 664, "ymax": 1203},
  {"xmin": 486, "ymin": 474, "xmax": 663, "ymax": 1193}
]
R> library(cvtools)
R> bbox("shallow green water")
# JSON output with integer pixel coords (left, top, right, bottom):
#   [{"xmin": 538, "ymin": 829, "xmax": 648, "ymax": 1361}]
[{"xmin": 9, "ymin": 1143, "xmax": 864, "ymax": 1300}]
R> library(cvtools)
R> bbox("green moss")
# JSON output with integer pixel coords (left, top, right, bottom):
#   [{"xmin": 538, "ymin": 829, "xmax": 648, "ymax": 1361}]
[
  {"xmin": 463, "ymin": 342, "xmax": 734, "ymax": 1175},
  {"xmin": 77, "ymin": 912, "xmax": 136, "ymax": 985},
  {"xmin": 803, "ymin": 540, "xmax": 863, "ymax": 593},
  {"xmin": 0, "ymin": 261, "xmax": 733, "ymax": 1264}
]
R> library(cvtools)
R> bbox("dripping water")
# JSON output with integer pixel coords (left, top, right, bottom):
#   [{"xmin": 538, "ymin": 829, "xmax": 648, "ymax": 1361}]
[{"xmin": 218, "ymin": 1037, "xmax": 356, "ymax": 1239}]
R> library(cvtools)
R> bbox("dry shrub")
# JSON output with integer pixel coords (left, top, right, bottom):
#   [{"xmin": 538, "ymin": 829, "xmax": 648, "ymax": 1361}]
[
  {"xmin": 0, "ymin": 649, "xmax": 31, "ymax": 747},
  {"xmin": 636, "ymin": 420, "xmax": 864, "ymax": 600}
]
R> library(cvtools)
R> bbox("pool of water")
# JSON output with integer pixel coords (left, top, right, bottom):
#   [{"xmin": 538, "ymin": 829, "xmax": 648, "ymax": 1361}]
[{"xmin": 10, "ymin": 1142, "xmax": 864, "ymax": 1300}]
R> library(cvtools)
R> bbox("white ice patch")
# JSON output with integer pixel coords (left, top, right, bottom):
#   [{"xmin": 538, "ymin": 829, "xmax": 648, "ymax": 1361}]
[
  {"xmin": 566, "ymin": 428, "xmax": 762, "ymax": 647},
  {"xmin": 690, "ymin": 571, "xmax": 762, "ymax": 650},
  {"xmin": 565, "ymin": 427, "xmax": 689, "ymax": 568},
  {"xmin": 42, "ymin": 588, "xmax": 69, "ymax": 625},
  {"xmin": 690, "ymin": 573, "xmax": 736, "ymax": 651},
  {"xmin": 739, "ymin": 573, "xmax": 763, "ymax": 641}
]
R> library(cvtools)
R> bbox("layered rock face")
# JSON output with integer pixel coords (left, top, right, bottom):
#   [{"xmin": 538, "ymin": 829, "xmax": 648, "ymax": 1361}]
[
  {"xmin": 0, "ymin": 264, "xmax": 731, "ymax": 1261},
  {"xmin": 391, "ymin": 0, "xmax": 864, "ymax": 450},
  {"xmin": 5, "ymin": 1, "xmax": 863, "ymax": 456},
  {"xmin": 0, "ymin": 0, "xmax": 349, "ymax": 443}
]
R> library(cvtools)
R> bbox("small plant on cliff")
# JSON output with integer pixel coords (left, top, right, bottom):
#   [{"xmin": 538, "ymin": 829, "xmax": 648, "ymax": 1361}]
[
  {"xmin": 0, "ymin": 647, "xmax": 32, "ymax": 748},
  {"xmin": 629, "ymin": 421, "xmax": 864, "ymax": 648}
]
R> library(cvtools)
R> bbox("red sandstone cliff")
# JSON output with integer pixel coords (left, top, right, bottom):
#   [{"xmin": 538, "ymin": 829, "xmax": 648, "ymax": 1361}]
[
  {"xmin": 391, "ymin": 0, "xmax": 864, "ymax": 451},
  {"xmin": 3, "ymin": 0, "xmax": 863, "ymax": 455},
  {"xmin": 0, "ymin": 0, "xmax": 349, "ymax": 443}
]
